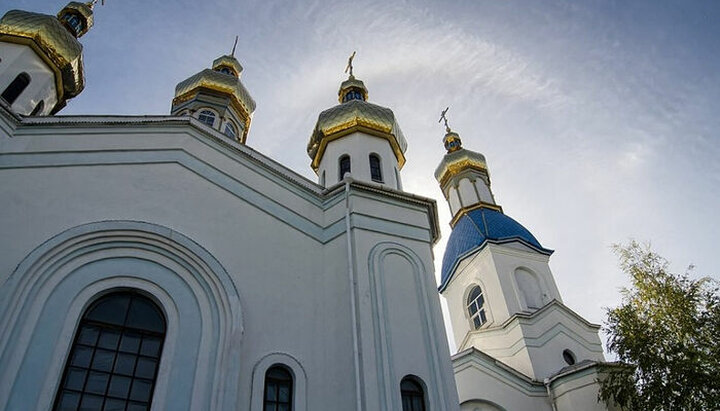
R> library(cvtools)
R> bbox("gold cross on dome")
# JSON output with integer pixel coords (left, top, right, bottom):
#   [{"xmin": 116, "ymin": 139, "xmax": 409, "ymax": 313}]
[
  {"xmin": 439, "ymin": 106, "xmax": 451, "ymax": 133},
  {"xmin": 345, "ymin": 51, "xmax": 356, "ymax": 77}
]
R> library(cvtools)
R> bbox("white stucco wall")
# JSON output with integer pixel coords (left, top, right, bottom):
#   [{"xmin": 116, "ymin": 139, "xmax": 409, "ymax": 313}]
[
  {"xmin": 0, "ymin": 43, "xmax": 57, "ymax": 115},
  {"xmin": 317, "ymin": 131, "xmax": 401, "ymax": 189},
  {"xmin": 0, "ymin": 114, "xmax": 457, "ymax": 410}
]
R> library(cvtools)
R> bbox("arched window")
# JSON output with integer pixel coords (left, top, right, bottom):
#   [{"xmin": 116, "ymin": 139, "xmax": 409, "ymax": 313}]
[
  {"xmin": 264, "ymin": 365, "xmax": 293, "ymax": 411},
  {"xmin": 224, "ymin": 122, "xmax": 237, "ymax": 139},
  {"xmin": 400, "ymin": 377, "xmax": 425, "ymax": 411},
  {"xmin": 563, "ymin": 349, "xmax": 576, "ymax": 365},
  {"xmin": 339, "ymin": 155, "xmax": 351, "ymax": 181},
  {"xmin": 198, "ymin": 110, "xmax": 216, "ymax": 127},
  {"xmin": 1, "ymin": 72, "xmax": 31, "ymax": 105},
  {"xmin": 30, "ymin": 100, "xmax": 45, "ymax": 116},
  {"xmin": 467, "ymin": 286, "xmax": 487, "ymax": 329},
  {"xmin": 369, "ymin": 154, "xmax": 383, "ymax": 182},
  {"xmin": 53, "ymin": 291, "xmax": 166, "ymax": 411},
  {"xmin": 219, "ymin": 67, "xmax": 232, "ymax": 75}
]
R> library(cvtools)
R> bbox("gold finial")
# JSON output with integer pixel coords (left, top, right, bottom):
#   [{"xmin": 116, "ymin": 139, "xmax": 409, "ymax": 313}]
[
  {"xmin": 231, "ymin": 35, "xmax": 239, "ymax": 57},
  {"xmin": 439, "ymin": 106, "xmax": 451, "ymax": 133},
  {"xmin": 345, "ymin": 51, "xmax": 356, "ymax": 78}
]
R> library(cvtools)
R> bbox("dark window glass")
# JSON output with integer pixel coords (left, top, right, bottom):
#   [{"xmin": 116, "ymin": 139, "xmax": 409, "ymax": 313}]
[
  {"xmin": 61, "ymin": 13, "xmax": 84, "ymax": 35},
  {"xmin": 339, "ymin": 155, "xmax": 351, "ymax": 181},
  {"xmin": 467, "ymin": 286, "xmax": 487, "ymax": 329},
  {"xmin": 563, "ymin": 349, "xmax": 576, "ymax": 365},
  {"xmin": 1, "ymin": 72, "xmax": 31, "ymax": 105},
  {"xmin": 342, "ymin": 90, "xmax": 365, "ymax": 102},
  {"xmin": 369, "ymin": 154, "xmax": 383, "ymax": 182},
  {"xmin": 400, "ymin": 377, "xmax": 425, "ymax": 411},
  {"xmin": 198, "ymin": 110, "xmax": 216, "ymax": 127},
  {"xmin": 264, "ymin": 365, "xmax": 293, "ymax": 411},
  {"xmin": 30, "ymin": 99, "xmax": 44, "ymax": 116},
  {"xmin": 53, "ymin": 292, "xmax": 166, "ymax": 411},
  {"xmin": 224, "ymin": 123, "xmax": 237, "ymax": 139}
]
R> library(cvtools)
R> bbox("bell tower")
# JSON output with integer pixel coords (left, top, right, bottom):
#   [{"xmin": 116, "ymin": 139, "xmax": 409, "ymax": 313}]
[
  {"xmin": 0, "ymin": 1, "xmax": 97, "ymax": 115},
  {"xmin": 435, "ymin": 113, "xmax": 605, "ymax": 380}
]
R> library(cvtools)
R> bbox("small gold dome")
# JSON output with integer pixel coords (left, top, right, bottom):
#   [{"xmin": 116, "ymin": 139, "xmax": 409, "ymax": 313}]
[
  {"xmin": 338, "ymin": 75, "xmax": 368, "ymax": 103},
  {"xmin": 57, "ymin": 2, "xmax": 94, "ymax": 38},
  {"xmin": 308, "ymin": 98, "xmax": 407, "ymax": 172},
  {"xmin": 0, "ymin": 7, "xmax": 88, "ymax": 107},
  {"xmin": 212, "ymin": 55, "xmax": 243, "ymax": 78},
  {"xmin": 172, "ymin": 67, "xmax": 256, "ymax": 142},
  {"xmin": 434, "ymin": 146, "xmax": 488, "ymax": 188}
]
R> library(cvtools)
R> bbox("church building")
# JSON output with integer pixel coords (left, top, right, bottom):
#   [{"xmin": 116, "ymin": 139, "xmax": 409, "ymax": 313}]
[{"xmin": 0, "ymin": 3, "xmax": 618, "ymax": 410}]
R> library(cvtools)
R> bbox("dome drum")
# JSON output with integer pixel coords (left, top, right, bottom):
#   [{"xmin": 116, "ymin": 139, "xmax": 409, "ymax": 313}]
[{"xmin": 0, "ymin": 9, "xmax": 87, "ymax": 110}]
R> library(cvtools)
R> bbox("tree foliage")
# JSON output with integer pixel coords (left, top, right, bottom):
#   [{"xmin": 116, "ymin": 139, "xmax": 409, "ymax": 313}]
[
  {"xmin": 600, "ymin": 241, "xmax": 720, "ymax": 410},
  {"xmin": 599, "ymin": 241, "xmax": 720, "ymax": 410}
]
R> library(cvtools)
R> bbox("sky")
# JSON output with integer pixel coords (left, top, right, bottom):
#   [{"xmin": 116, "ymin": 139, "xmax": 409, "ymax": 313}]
[{"xmin": 3, "ymin": 0, "xmax": 719, "ymax": 352}]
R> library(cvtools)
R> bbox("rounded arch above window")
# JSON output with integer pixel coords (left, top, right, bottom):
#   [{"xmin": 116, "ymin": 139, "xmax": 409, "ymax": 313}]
[
  {"xmin": 339, "ymin": 154, "xmax": 351, "ymax": 181},
  {"xmin": 400, "ymin": 375, "xmax": 426, "ymax": 411}
]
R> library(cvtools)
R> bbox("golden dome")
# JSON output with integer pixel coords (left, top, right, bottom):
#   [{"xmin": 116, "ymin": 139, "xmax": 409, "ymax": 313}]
[
  {"xmin": 308, "ymin": 99, "xmax": 407, "ymax": 171},
  {"xmin": 57, "ymin": 2, "xmax": 94, "ymax": 37},
  {"xmin": 338, "ymin": 75, "xmax": 368, "ymax": 103},
  {"xmin": 212, "ymin": 55, "xmax": 243, "ymax": 78},
  {"xmin": 172, "ymin": 68, "xmax": 256, "ymax": 142},
  {"xmin": 0, "ymin": 7, "xmax": 88, "ymax": 106},
  {"xmin": 434, "ymin": 146, "xmax": 488, "ymax": 188}
]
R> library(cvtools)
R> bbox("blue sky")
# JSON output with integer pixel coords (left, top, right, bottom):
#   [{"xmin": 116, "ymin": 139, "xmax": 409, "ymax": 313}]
[{"xmin": 3, "ymin": 0, "xmax": 719, "ymax": 351}]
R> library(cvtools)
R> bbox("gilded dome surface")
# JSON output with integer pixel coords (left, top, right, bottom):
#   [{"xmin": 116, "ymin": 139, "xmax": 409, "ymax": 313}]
[
  {"xmin": 434, "ymin": 147, "xmax": 488, "ymax": 187},
  {"xmin": 173, "ymin": 68, "xmax": 256, "ymax": 116},
  {"xmin": 0, "ymin": 9, "xmax": 85, "ymax": 100},
  {"xmin": 308, "ymin": 99, "xmax": 407, "ymax": 170}
]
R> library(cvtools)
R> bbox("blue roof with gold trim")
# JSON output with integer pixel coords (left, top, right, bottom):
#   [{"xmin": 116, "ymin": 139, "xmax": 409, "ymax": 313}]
[{"xmin": 439, "ymin": 208, "xmax": 553, "ymax": 291}]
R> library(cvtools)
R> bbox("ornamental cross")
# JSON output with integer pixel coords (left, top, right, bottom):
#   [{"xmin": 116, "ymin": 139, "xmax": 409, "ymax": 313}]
[
  {"xmin": 87, "ymin": 0, "xmax": 105, "ymax": 7},
  {"xmin": 231, "ymin": 35, "xmax": 239, "ymax": 57},
  {"xmin": 439, "ymin": 106, "xmax": 451, "ymax": 133},
  {"xmin": 345, "ymin": 51, "xmax": 356, "ymax": 77}
]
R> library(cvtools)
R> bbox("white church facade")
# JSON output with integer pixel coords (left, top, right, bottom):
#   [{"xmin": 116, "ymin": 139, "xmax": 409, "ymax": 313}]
[{"xmin": 0, "ymin": 3, "xmax": 618, "ymax": 411}]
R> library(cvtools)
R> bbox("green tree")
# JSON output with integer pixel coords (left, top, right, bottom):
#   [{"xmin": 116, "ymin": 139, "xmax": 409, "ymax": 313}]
[{"xmin": 599, "ymin": 241, "xmax": 720, "ymax": 410}]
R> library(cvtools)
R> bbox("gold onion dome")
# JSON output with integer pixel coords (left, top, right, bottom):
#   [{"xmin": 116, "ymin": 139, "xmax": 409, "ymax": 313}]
[
  {"xmin": 308, "ymin": 75, "xmax": 408, "ymax": 171},
  {"xmin": 172, "ymin": 54, "xmax": 256, "ymax": 142},
  {"xmin": 434, "ymin": 130, "xmax": 488, "ymax": 187},
  {"xmin": 0, "ymin": 2, "xmax": 95, "ymax": 110}
]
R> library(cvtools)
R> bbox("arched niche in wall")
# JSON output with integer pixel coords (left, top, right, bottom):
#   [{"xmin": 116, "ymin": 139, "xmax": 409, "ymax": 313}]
[
  {"xmin": 367, "ymin": 242, "xmax": 453, "ymax": 410},
  {"xmin": 0, "ymin": 221, "xmax": 244, "ymax": 411},
  {"xmin": 514, "ymin": 267, "xmax": 545, "ymax": 310}
]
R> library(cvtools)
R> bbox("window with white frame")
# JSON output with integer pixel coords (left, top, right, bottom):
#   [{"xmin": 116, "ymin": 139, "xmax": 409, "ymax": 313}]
[
  {"xmin": 467, "ymin": 285, "xmax": 487, "ymax": 329},
  {"xmin": 198, "ymin": 110, "xmax": 216, "ymax": 127}
]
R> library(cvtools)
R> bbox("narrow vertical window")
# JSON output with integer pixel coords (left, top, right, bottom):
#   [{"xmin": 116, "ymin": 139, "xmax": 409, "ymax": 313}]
[
  {"xmin": 467, "ymin": 286, "xmax": 487, "ymax": 329},
  {"xmin": 400, "ymin": 377, "xmax": 425, "ymax": 411},
  {"xmin": 369, "ymin": 154, "xmax": 383, "ymax": 182},
  {"xmin": 197, "ymin": 110, "xmax": 216, "ymax": 127},
  {"xmin": 53, "ymin": 292, "xmax": 166, "ymax": 411},
  {"xmin": 339, "ymin": 155, "xmax": 351, "ymax": 181},
  {"xmin": 30, "ymin": 100, "xmax": 45, "ymax": 116},
  {"xmin": 264, "ymin": 365, "xmax": 293, "ymax": 411},
  {"xmin": 1, "ymin": 72, "xmax": 31, "ymax": 105},
  {"xmin": 224, "ymin": 122, "xmax": 237, "ymax": 139}
]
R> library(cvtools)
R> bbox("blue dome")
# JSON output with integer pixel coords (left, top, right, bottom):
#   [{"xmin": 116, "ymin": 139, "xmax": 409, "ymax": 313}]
[{"xmin": 439, "ymin": 208, "xmax": 552, "ymax": 291}]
